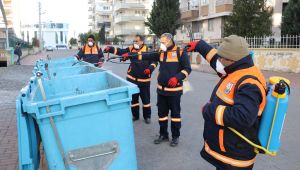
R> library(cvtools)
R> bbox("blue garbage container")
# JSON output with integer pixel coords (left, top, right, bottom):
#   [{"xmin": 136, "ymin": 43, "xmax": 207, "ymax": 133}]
[
  {"xmin": 33, "ymin": 57, "xmax": 101, "ymax": 79},
  {"xmin": 18, "ymin": 61, "xmax": 139, "ymax": 169},
  {"xmin": 16, "ymin": 94, "xmax": 40, "ymax": 170}
]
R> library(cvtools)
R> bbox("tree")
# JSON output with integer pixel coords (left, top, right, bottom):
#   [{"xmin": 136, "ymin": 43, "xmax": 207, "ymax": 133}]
[
  {"xmin": 112, "ymin": 36, "xmax": 121, "ymax": 45},
  {"xmin": 32, "ymin": 38, "xmax": 40, "ymax": 47},
  {"xmin": 78, "ymin": 30, "xmax": 98, "ymax": 45},
  {"xmin": 145, "ymin": 0, "xmax": 181, "ymax": 36},
  {"xmin": 99, "ymin": 25, "xmax": 106, "ymax": 44},
  {"xmin": 78, "ymin": 33, "xmax": 88, "ymax": 45},
  {"xmin": 224, "ymin": 0, "xmax": 272, "ymax": 37},
  {"xmin": 281, "ymin": 0, "xmax": 300, "ymax": 35},
  {"xmin": 69, "ymin": 38, "xmax": 78, "ymax": 46}
]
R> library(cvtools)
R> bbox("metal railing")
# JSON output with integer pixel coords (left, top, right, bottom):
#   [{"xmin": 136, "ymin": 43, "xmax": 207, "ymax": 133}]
[{"xmin": 245, "ymin": 35, "xmax": 300, "ymax": 48}]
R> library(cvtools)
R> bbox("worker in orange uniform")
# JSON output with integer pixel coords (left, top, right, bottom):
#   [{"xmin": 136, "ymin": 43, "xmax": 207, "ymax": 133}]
[
  {"xmin": 186, "ymin": 35, "xmax": 267, "ymax": 170},
  {"xmin": 104, "ymin": 35, "xmax": 157, "ymax": 124},
  {"xmin": 122, "ymin": 33, "xmax": 192, "ymax": 147},
  {"xmin": 76, "ymin": 34, "xmax": 104, "ymax": 67}
]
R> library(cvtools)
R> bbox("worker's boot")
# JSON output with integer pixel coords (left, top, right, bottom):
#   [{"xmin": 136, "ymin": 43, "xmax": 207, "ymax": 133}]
[
  {"xmin": 154, "ymin": 135, "xmax": 169, "ymax": 144},
  {"xmin": 170, "ymin": 137, "xmax": 179, "ymax": 147}
]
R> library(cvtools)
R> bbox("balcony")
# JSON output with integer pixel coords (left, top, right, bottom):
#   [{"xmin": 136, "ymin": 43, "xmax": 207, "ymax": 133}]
[
  {"xmin": 88, "ymin": 7, "xmax": 94, "ymax": 11},
  {"xmin": 114, "ymin": 15, "xmax": 145, "ymax": 24},
  {"xmin": 181, "ymin": 6, "xmax": 199, "ymax": 20},
  {"xmin": 88, "ymin": 0, "xmax": 94, "ymax": 4},
  {"xmin": 114, "ymin": 2, "xmax": 146, "ymax": 11},
  {"xmin": 216, "ymin": 0, "xmax": 233, "ymax": 13},
  {"xmin": 115, "ymin": 29, "xmax": 144, "ymax": 36}
]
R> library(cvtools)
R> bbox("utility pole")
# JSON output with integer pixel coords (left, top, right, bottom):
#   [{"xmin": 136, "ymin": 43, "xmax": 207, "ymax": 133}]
[{"xmin": 38, "ymin": 1, "xmax": 42, "ymax": 51}]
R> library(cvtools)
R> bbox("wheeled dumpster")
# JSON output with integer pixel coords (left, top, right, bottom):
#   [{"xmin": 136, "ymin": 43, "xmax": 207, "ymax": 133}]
[
  {"xmin": 33, "ymin": 57, "xmax": 96, "ymax": 79},
  {"xmin": 17, "ymin": 58, "xmax": 139, "ymax": 170},
  {"xmin": 46, "ymin": 65, "xmax": 105, "ymax": 79}
]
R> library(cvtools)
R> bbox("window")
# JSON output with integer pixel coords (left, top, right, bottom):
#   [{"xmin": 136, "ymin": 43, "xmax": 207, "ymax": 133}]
[
  {"xmin": 208, "ymin": 19, "xmax": 214, "ymax": 31},
  {"xmin": 55, "ymin": 32, "xmax": 58, "ymax": 44},
  {"xmin": 60, "ymin": 31, "xmax": 63, "ymax": 43}
]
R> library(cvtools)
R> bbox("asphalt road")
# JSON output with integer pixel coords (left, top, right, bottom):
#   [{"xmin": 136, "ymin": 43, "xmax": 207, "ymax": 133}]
[{"xmin": 1, "ymin": 49, "xmax": 299, "ymax": 170}]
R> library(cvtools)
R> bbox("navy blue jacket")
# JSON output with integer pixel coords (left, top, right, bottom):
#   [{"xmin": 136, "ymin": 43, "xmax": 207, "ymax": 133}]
[
  {"xmin": 115, "ymin": 45, "xmax": 157, "ymax": 86},
  {"xmin": 131, "ymin": 44, "xmax": 192, "ymax": 96},
  {"xmin": 195, "ymin": 40, "xmax": 266, "ymax": 169},
  {"xmin": 77, "ymin": 44, "xmax": 104, "ymax": 64}
]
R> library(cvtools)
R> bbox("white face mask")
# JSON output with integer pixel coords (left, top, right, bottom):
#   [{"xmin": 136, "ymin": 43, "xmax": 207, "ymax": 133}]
[
  {"xmin": 160, "ymin": 44, "xmax": 167, "ymax": 52},
  {"xmin": 88, "ymin": 41, "xmax": 94, "ymax": 47},
  {"xmin": 216, "ymin": 60, "xmax": 227, "ymax": 75},
  {"xmin": 133, "ymin": 43, "xmax": 140, "ymax": 49}
]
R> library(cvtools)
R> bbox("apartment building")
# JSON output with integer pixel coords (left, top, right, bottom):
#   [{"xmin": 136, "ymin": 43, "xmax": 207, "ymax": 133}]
[
  {"xmin": 176, "ymin": 0, "xmax": 289, "ymax": 43},
  {"xmin": 0, "ymin": 0, "xmax": 22, "ymax": 48},
  {"xmin": 176, "ymin": 0, "xmax": 233, "ymax": 43},
  {"xmin": 112, "ymin": 0, "xmax": 152, "ymax": 43},
  {"xmin": 270, "ymin": 0, "xmax": 289, "ymax": 37},
  {"xmin": 88, "ymin": 0, "xmax": 113, "ymax": 36}
]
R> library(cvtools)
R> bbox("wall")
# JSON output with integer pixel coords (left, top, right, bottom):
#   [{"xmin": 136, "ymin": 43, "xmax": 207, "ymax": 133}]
[
  {"xmin": 0, "ymin": 47, "xmax": 39, "ymax": 66},
  {"xmin": 189, "ymin": 48, "xmax": 300, "ymax": 73},
  {"xmin": 253, "ymin": 48, "xmax": 300, "ymax": 73}
]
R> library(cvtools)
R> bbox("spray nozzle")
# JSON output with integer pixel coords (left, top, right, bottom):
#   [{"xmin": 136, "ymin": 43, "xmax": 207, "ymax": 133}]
[{"xmin": 274, "ymin": 80, "xmax": 287, "ymax": 95}]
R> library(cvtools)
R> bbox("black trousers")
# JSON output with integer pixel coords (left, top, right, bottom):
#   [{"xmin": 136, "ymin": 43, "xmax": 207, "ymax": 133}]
[
  {"xmin": 131, "ymin": 84, "xmax": 151, "ymax": 119},
  {"xmin": 16, "ymin": 55, "xmax": 21, "ymax": 64},
  {"xmin": 157, "ymin": 94, "xmax": 181, "ymax": 138}
]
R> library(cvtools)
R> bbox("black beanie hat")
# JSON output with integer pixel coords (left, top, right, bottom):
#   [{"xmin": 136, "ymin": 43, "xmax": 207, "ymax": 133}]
[{"xmin": 88, "ymin": 34, "xmax": 95, "ymax": 41}]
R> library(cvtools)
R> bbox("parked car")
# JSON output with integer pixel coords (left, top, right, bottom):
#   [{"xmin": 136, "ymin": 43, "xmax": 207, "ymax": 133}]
[
  {"xmin": 56, "ymin": 45, "xmax": 68, "ymax": 50},
  {"xmin": 45, "ymin": 46, "xmax": 54, "ymax": 51}
]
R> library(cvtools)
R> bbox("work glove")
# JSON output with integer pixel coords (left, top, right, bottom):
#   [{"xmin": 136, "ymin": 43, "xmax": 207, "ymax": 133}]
[
  {"xmin": 122, "ymin": 53, "xmax": 129, "ymax": 61},
  {"xmin": 104, "ymin": 46, "xmax": 115, "ymax": 53},
  {"xmin": 168, "ymin": 77, "xmax": 179, "ymax": 88},
  {"xmin": 144, "ymin": 68, "xmax": 151, "ymax": 77},
  {"xmin": 185, "ymin": 41, "xmax": 199, "ymax": 52},
  {"xmin": 97, "ymin": 61, "xmax": 103, "ymax": 68}
]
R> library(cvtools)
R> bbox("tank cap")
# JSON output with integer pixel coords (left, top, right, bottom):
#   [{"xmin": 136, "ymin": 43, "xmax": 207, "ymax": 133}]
[
  {"xmin": 269, "ymin": 76, "xmax": 290, "ymax": 85},
  {"xmin": 274, "ymin": 80, "xmax": 286, "ymax": 95}
]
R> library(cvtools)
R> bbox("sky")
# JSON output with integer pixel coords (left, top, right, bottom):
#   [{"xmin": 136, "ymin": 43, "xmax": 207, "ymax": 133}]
[{"xmin": 20, "ymin": 0, "xmax": 89, "ymax": 38}]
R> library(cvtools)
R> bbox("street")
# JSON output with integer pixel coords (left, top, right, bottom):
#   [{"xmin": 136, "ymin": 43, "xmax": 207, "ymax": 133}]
[{"xmin": 1, "ymin": 50, "xmax": 300, "ymax": 170}]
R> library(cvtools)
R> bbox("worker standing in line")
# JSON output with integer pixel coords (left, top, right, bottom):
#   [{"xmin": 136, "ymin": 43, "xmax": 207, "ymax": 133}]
[
  {"xmin": 122, "ymin": 33, "xmax": 192, "ymax": 147},
  {"xmin": 186, "ymin": 35, "xmax": 267, "ymax": 170},
  {"xmin": 76, "ymin": 34, "xmax": 104, "ymax": 67},
  {"xmin": 104, "ymin": 35, "xmax": 157, "ymax": 124}
]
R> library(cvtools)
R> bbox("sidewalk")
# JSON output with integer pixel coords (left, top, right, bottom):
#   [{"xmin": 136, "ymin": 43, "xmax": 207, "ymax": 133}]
[
  {"xmin": 192, "ymin": 64, "xmax": 300, "ymax": 89},
  {"xmin": 0, "ymin": 65, "xmax": 33, "ymax": 170}
]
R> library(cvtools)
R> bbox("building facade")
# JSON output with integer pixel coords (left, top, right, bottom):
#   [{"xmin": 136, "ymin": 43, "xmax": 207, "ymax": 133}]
[
  {"xmin": 176, "ymin": 0, "xmax": 289, "ymax": 43},
  {"xmin": 88, "ymin": 0, "xmax": 153, "ymax": 43},
  {"xmin": 0, "ymin": 0, "xmax": 22, "ymax": 48},
  {"xmin": 176, "ymin": 0, "xmax": 234, "ymax": 43},
  {"xmin": 21, "ymin": 22, "xmax": 69, "ymax": 48},
  {"xmin": 111, "ymin": 0, "xmax": 152, "ymax": 43},
  {"xmin": 88, "ymin": 0, "xmax": 113, "ymax": 36}
]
